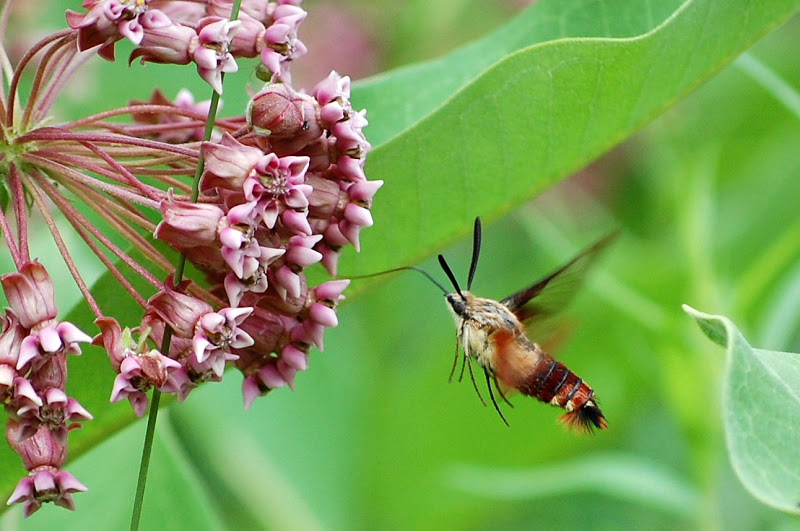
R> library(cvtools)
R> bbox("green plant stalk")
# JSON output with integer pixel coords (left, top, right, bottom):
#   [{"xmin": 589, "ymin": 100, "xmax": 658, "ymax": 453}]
[{"xmin": 128, "ymin": 1, "xmax": 235, "ymax": 525}]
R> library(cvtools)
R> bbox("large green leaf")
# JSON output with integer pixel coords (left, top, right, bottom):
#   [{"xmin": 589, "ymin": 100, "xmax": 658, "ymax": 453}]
[
  {"xmin": 685, "ymin": 305, "xmax": 800, "ymax": 514},
  {"xmin": 341, "ymin": 0, "xmax": 800, "ymax": 276}
]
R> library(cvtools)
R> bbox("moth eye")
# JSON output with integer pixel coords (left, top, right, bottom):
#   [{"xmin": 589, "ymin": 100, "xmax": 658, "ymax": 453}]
[{"xmin": 446, "ymin": 294, "xmax": 467, "ymax": 315}]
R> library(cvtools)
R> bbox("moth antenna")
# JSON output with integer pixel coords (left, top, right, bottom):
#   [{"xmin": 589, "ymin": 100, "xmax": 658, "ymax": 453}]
[
  {"xmin": 348, "ymin": 265, "xmax": 448, "ymax": 294},
  {"xmin": 438, "ymin": 254, "xmax": 464, "ymax": 298},
  {"xmin": 467, "ymin": 217, "xmax": 482, "ymax": 291},
  {"xmin": 465, "ymin": 355, "xmax": 486, "ymax": 407},
  {"xmin": 484, "ymin": 368, "xmax": 510, "ymax": 427}
]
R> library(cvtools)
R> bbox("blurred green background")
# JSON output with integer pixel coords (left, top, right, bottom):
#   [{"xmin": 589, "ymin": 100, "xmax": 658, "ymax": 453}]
[{"xmin": 3, "ymin": 0, "xmax": 800, "ymax": 529}]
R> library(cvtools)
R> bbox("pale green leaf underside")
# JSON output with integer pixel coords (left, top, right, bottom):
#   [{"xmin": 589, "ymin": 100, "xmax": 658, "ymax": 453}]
[{"xmin": 684, "ymin": 305, "xmax": 800, "ymax": 514}]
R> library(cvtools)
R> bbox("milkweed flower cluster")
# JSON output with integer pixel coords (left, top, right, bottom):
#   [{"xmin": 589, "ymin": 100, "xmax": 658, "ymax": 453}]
[{"xmin": 0, "ymin": 0, "xmax": 378, "ymax": 516}]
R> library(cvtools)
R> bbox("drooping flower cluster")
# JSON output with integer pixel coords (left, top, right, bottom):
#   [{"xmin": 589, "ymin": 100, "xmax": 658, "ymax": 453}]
[
  {"xmin": 1, "ymin": 263, "xmax": 92, "ymax": 516},
  {"xmin": 0, "ymin": 0, "xmax": 378, "ymax": 516}
]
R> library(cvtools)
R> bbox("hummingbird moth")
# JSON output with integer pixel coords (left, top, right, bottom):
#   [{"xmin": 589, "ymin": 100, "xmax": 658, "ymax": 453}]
[{"xmin": 435, "ymin": 218, "xmax": 613, "ymax": 433}]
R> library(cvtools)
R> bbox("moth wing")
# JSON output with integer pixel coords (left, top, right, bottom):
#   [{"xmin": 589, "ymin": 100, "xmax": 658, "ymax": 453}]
[{"xmin": 500, "ymin": 232, "xmax": 618, "ymax": 328}]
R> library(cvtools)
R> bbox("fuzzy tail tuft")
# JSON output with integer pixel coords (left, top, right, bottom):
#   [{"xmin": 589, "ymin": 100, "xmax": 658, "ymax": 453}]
[{"xmin": 558, "ymin": 400, "xmax": 607, "ymax": 434}]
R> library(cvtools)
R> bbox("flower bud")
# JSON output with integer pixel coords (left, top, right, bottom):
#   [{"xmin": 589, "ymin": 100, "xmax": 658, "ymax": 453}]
[
  {"xmin": 248, "ymin": 83, "xmax": 306, "ymax": 137},
  {"xmin": 2, "ymin": 262, "xmax": 58, "ymax": 329}
]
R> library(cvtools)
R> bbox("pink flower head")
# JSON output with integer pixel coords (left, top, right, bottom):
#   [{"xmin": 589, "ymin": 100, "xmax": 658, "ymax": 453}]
[
  {"xmin": 6, "ymin": 422, "xmax": 87, "ymax": 516},
  {"xmin": 110, "ymin": 352, "xmax": 181, "ymax": 417},
  {"xmin": 246, "ymin": 154, "xmax": 312, "ymax": 234},
  {"xmin": 16, "ymin": 388, "xmax": 92, "ymax": 446},
  {"xmin": 314, "ymin": 71, "xmax": 352, "ymax": 125},
  {"xmin": 66, "ymin": 0, "xmax": 152, "ymax": 60},
  {"xmin": 192, "ymin": 307, "xmax": 254, "ymax": 376},
  {"xmin": 7, "ymin": 467, "xmax": 88, "ymax": 517},
  {"xmin": 10, "ymin": 377, "xmax": 43, "ymax": 418},
  {"xmin": 269, "ymin": 235, "xmax": 321, "ymax": 300},
  {"xmin": 16, "ymin": 323, "xmax": 91, "ymax": 374},
  {"xmin": 2, "ymin": 261, "xmax": 58, "ymax": 329},
  {"xmin": 242, "ymin": 361, "xmax": 289, "ymax": 409},
  {"xmin": 218, "ymin": 201, "xmax": 264, "ymax": 278},
  {"xmin": 260, "ymin": 4, "xmax": 308, "ymax": 79},
  {"xmin": 307, "ymin": 279, "xmax": 349, "ymax": 329},
  {"xmin": 193, "ymin": 17, "xmax": 241, "ymax": 94}
]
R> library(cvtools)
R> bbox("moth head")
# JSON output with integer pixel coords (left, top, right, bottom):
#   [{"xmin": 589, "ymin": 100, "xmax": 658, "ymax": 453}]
[{"xmin": 445, "ymin": 291, "xmax": 468, "ymax": 316}]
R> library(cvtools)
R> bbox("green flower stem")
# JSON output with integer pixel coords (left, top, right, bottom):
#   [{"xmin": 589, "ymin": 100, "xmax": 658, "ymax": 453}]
[{"xmin": 129, "ymin": 2, "xmax": 240, "ymax": 528}]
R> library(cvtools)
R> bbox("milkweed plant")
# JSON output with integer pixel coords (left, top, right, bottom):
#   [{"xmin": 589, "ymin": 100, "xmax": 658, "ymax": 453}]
[{"xmin": 0, "ymin": 0, "xmax": 379, "ymax": 517}]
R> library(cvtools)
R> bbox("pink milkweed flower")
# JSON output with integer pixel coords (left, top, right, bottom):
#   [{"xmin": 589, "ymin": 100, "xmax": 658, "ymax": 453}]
[
  {"xmin": 307, "ymin": 279, "xmax": 349, "ymax": 329},
  {"xmin": 218, "ymin": 201, "xmax": 263, "ymax": 278},
  {"xmin": 192, "ymin": 307, "xmax": 254, "ymax": 376},
  {"xmin": 6, "ymin": 422, "xmax": 88, "ymax": 516},
  {"xmin": 10, "ymin": 378, "xmax": 43, "ymax": 418},
  {"xmin": 66, "ymin": 0, "xmax": 151, "ymax": 60},
  {"xmin": 222, "ymin": 254, "xmax": 276, "ymax": 308},
  {"xmin": 15, "ymin": 388, "xmax": 93, "ymax": 446},
  {"xmin": 194, "ymin": 17, "xmax": 241, "ymax": 94},
  {"xmin": 245, "ymin": 153, "xmax": 312, "ymax": 233},
  {"xmin": 16, "ymin": 323, "xmax": 92, "ymax": 375},
  {"xmin": 241, "ymin": 362, "xmax": 285, "ymax": 409},
  {"xmin": 110, "ymin": 353, "xmax": 181, "ymax": 417},
  {"xmin": 1, "ymin": 0, "xmax": 382, "ymax": 514},
  {"xmin": 260, "ymin": 4, "xmax": 307, "ymax": 80},
  {"xmin": 0, "ymin": 313, "xmax": 26, "ymax": 395}
]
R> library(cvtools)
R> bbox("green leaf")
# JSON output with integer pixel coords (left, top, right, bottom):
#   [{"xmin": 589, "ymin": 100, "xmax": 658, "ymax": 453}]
[
  {"xmin": 684, "ymin": 305, "xmax": 800, "ymax": 514},
  {"xmin": 341, "ymin": 0, "xmax": 800, "ymax": 275}
]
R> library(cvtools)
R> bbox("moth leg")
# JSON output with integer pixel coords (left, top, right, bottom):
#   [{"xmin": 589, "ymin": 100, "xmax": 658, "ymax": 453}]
[
  {"xmin": 448, "ymin": 338, "xmax": 460, "ymax": 382},
  {"xmin": 493, "ymin": 375, "xmax": 514, "ymax": 408},
  {"xmin": 484, "ymin": 367, "xmax": 509, "ymax": 426},
  {"xmin": 465, "ymin": 355, "xmax": 486, "ymax": 407}
]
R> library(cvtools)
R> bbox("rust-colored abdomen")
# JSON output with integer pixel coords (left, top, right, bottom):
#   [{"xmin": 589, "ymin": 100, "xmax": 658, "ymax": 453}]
[{"xmin": 516, "ymin": 342, "xmax": 606, "ymax": 432}]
